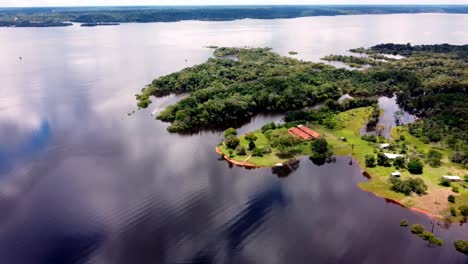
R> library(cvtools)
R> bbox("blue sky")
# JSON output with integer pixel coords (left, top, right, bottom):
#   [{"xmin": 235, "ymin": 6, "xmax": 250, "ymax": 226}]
[{"xmin": 2, "ymin": 0, "xmax": 468, "ymax": 7}]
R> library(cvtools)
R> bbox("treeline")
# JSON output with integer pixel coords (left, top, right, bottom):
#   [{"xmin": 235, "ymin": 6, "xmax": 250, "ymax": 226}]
[
  {"xmin": 137, "ymin": 44, "xmax": 467, "ymax": 150},
  {"xmin": 321, "ymin": 54, "xmax": 382, "ymax": 68},
  {"xmin": 357, "ymin": 43, "xmax": 468, "ymax": 58},
  {"xmin": 2, "ymin": 5, "xmax": 468, "ymax": 27},
  {"xmin": 0, "ymin": 21, "xmax": 72, "ymax": 27},
  {"xmin": 284, "ymin": 98, "xmax": 377, "ymax": 128}
]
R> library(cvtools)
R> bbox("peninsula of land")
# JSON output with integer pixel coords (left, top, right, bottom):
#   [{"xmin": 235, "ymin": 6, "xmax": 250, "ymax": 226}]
[{"xmin": 137, "ymin": 44, "xmax": 467, "ymax": 222}]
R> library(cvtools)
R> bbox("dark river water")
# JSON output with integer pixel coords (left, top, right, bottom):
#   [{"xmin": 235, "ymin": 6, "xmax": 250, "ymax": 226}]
[{"xmin": 0, "ymin": 14, "xmax": 467, "ymax": 264}]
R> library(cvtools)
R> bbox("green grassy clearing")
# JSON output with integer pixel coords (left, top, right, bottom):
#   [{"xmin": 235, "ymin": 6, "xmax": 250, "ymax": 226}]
[{"xmin": 218, "ymin": 106, "xmax": 468, "ymax": 219}]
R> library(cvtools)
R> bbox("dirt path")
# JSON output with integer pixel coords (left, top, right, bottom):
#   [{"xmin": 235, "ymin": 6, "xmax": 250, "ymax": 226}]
[{"xmin": 243, "ymin": 155, "xmax": 252, "ymax": 164}]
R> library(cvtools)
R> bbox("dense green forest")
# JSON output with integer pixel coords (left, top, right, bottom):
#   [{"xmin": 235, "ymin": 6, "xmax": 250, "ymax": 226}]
[
  {"xmin": 137, "ymin": 44, "xmax": 467, "ymax": 164},
  {"xmin": 1, "ymin": 5, "xmax": 468, "ymax": 27}
]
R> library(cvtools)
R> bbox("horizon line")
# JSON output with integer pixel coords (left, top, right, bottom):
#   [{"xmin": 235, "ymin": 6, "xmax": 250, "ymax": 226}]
[{"xmin": 1, "ymin": 4, "xmax": 468, "ymax": 8}]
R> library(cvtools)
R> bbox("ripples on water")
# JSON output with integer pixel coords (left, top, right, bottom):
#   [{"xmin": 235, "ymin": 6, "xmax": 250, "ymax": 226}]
[{"xmin": 0, "ymin": 14, "xmax": 467, "ymax": 264}]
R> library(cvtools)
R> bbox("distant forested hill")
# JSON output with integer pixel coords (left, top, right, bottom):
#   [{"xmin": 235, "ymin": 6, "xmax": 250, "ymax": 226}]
[{"xmin": 0, "ymin": 5, "xmax": 468, "ymax": 27}]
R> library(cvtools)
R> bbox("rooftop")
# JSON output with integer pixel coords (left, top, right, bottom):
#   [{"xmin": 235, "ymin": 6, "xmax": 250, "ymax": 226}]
[
  {"xmin": 443, "ymin": 175, "xmax": 461, "ymax": 180},
  {"xmin": 384, "ymin": 153, "xmax": 404, "ymax": 159},
  {"xmin": 297, "ymin": 125, "xmax": 320, "ymax": 139},
  {"xmin": 288, "ymin": 127, "xmax": 312, "ymax": 140}
]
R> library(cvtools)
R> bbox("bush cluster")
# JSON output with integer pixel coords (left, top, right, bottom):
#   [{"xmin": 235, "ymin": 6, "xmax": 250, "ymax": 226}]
[{"xmin": 389, "ymin": 177, "xmax": 427, "ymax": 195}]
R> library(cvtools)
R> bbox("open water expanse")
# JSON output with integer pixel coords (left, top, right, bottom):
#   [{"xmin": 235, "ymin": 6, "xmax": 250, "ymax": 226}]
[{"xmin": 0, "ymin": 14, "xmax": 467, "ymax": 263}]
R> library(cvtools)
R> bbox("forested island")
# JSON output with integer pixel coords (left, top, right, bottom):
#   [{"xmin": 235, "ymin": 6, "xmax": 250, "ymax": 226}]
[
  {"xmin": 1, "ymin": 5, "xmax": 468, "ymax": 27},
  {"xmin": 137, "ymin": 43, "xmax": 467, "ymax": 222}
]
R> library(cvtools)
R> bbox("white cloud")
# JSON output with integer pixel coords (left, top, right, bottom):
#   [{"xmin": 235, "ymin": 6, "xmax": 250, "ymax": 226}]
[{"xmin": 1, "ymin": 0, "xmax": 468, "ymax": 8}]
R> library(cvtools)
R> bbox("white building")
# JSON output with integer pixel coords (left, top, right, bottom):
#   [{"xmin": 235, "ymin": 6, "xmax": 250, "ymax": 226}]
[
  {"xmin": 380, "ymin": 143, "xmax": 390, "ymax": 149},
  {"xmin": 443, "ymin": 175, "xmax": 462, "ymax": 182},
  {"xmin": 391, "ymin": 171, "xmax": 401, "ymax": 177},
  {"xmin": 384, "ymin": 153, "xmax": 404, "ymax": 159}
]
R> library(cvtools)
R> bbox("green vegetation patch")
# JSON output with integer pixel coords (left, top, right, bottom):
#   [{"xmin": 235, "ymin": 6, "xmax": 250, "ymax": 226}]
[{"xmin": 410, "ymin": 224, "xmax": 444, "ymax": 246}]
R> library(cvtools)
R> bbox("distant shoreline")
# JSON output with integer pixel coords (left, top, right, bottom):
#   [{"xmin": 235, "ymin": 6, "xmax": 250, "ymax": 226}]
[{"xmin": 1, "ymin": 5, "xmax": 467, "ymax": 28}]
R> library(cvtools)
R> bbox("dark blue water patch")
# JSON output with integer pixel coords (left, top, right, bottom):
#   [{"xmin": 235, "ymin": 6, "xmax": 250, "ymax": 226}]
[{"xmin": 0, "ymin": 120, "xmax": 51, "ymax": 176}]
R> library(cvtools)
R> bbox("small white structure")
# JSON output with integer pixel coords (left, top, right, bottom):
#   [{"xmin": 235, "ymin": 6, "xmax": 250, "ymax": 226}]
[
  {"xmin": 380, "ymin": 143, "xmax": 390, "ymax": 149},
  {"xmin": 275, "ymin": 163, "xmax": 283, "ymax": 167},
  {"xmin": 391, "ymin": 171, "xmax": 401, "ymax": 177},
  {"xmin": 443, "ymin": 175, "xmax": 462, "ymax": 182},
  {"xmin": 384, "ymin": 153, "xmax": 404, "ymax": 159}
]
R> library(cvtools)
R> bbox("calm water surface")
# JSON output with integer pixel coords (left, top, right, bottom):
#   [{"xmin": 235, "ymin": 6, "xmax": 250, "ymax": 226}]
[{"xmin": 0, "ymin": 14, "xmax": 467, "ymax": 264}]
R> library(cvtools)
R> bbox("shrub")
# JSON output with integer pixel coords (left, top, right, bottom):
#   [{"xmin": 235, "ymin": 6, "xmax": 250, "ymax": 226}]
[
  {"xmin": 261, "ymin": 122, "xmax": 276, "ymax": 133},
  {"xmin": 390, "ymin": 178, "xmax": 412, "ymax": 195},
  {"xmin": 410, "ymin": 224, "xmax": 443, "ymax": 247},
  {"xmin": 365, "ymin": 154, "xmax": 376, "ymax": 167},
  {"xmin": 440, "ymin": 178, "xmax": 451, "ymax": 187},
  {"xmin": 422, "ymin": 230, "xmax": 435, "ymax": 241},
  {"xmin": 448, "ymin": 195, "xmax": 455, "ymax": 203},
  {"xmin": 429, "ymin": 237, "xmax": 444, "ymax": 247},
  {"xmin": 248, "ymin": 141, "xmax": 256, "ymax": 151},
  {"xmin": 409, "ymin": 178, "xmax": 427, "ymax": 195},
  {"xmin": 400, "ymin": 219, "xmax": 408, "ymax": 227},
  {"xmin": 277, "ymin": 146, "xmax": 298, "ymax": 159},
  {"xmin": 459, "ymin": 205, "xmax": 468, "ymax": 217},
  {"xmin": 454, "ymin": 240, "xmax": 468, "ymax": 255},
  {"xmin": 361, "ymin": 134, "xmax": 377, "ymax": 142},
  {"xmin": 377, "ymin": 152, "xmax": 390, "ymax": 167},
  {"xmin": 224, "ymin": 127, "xmax": 237, "ymax": 139},
  {"xmin": 394, "ymin": 156, "xmax": 406, "ymax": 168},
  {"xmin": 452, "ymin": 186, "xmax": 459, "ymax": 193},
  {"xmin": 450, "ymin": 207, "xmax": 458, "ymax": 217},
  {"xmin": 390, "ymin": 177, "xmax": 427, "ymax": 195},
  {"xmin": 407, "ymin": 159, "xmax": 423, "ymax": 174},
  {"xmin": 399, "ymin": 135, "xmax": 405, "ymax": 141},
  {"xmin": 235, "ymin": 145, "xmax": 246, "ymax": 155},
  {"xmin": 426, "ymin": 149, "xmax": 443, "ymax": 167},
  {"xmin": 450, "ymin": 151, "xmax": 465, "ymax": 164},
  {"xmin": 245, "ymin": 133, "xmax": 258, "ymax": 143},
  {"xmin": 252, "ymin": 147, "xmax": 264, "ymax": 157},
  {"xmin": 228, "ymin": 149, "xmax": 234, "ymax": 158},
  {"xmin": 225, "ymin": 135, "xmax": 240, "ymax": 149},
  {"xmin": 311, "ymin": 137, "xmax": 329, "ymax": 154},
  {"xmin": 410, "ymin": 224, "xmax": 424, "ymax": 234}
]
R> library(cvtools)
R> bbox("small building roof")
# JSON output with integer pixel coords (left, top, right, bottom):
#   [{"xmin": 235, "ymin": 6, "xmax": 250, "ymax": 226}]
[
  {"xmin": 384, "ymin": 153, "xmax": 404, "ymax": 159},
  {"xmin": 275, "ymin": 163, "xmax": 283, "ymax": 167},
  {"xmin": 391, "ymin": 171, "xmax": 401, "ymax": 176},
  {"xmin": 297, "ymin": 125, "xmax": 320, "ymax": 139},
  {"xmin": 288, "ymin": 127, "xmax": 312, "ymax": 140},
  {"xmin": 443, "ymin": 175, "xmax": 461, "ymax": 180},
  {"xmin": 380, "ymin": 143, "xmax": 390, "ymax": 148}
]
